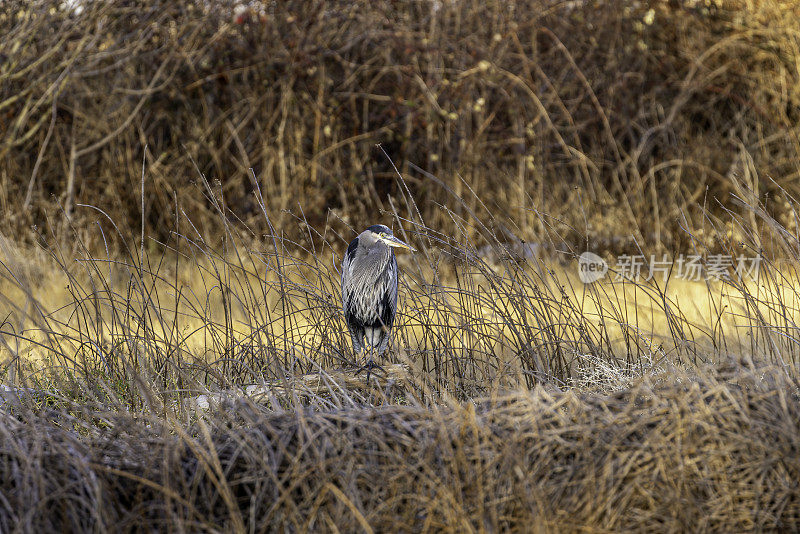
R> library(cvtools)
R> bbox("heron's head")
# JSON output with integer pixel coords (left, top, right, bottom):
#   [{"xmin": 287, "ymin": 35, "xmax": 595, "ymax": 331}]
[{"xmin": 361, "ymin": 225, "xmax": 416, "ymax": 252}]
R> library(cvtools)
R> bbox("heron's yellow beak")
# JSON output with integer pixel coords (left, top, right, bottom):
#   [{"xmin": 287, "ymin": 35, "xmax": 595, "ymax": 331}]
[{"xmin": 383, "ymin": 235, "xmax": 416, "ymax": 252}]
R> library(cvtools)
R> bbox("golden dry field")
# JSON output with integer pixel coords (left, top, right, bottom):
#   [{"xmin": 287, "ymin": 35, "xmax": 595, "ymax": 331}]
[{"xmin": 1, "ymin": 0, "xmax": 800, "ymax": 531}]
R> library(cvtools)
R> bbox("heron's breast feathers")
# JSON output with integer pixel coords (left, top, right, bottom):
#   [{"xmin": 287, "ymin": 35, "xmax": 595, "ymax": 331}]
[{"xmin": 342, "ymin": 257, "xmax": 397, "ymax": 327}]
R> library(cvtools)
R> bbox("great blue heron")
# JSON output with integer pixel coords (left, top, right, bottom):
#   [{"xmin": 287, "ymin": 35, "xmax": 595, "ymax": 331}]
[{"xmin": 341, "ymin": 224, "xmax": 415, "ymax": 375}]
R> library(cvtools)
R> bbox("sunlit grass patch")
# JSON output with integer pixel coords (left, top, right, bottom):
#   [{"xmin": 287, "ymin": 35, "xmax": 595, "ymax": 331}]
[{"xmin": 3, "ymin": 183, "xmax": 800, "ymax": 409}]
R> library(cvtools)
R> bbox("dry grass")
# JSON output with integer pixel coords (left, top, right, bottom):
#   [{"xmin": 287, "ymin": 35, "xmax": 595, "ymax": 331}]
[
  {"xmin": 1, "ymin": 0, "xmax": 799, "ymax": 252},
  {"xmin": 0, "ymin": 172, "xmax": 799, "ymax": 528},
  {"xmin": 2, "ymin": 0, "xmax": 800, "ymax": 531},
  {"xmin": 1, "ymin": 366, "xmax": 799, "ymax": 532}
]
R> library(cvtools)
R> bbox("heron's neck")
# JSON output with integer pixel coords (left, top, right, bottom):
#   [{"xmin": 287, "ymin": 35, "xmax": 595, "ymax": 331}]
[{"xmin": 354, "ymin": 243, "xmax": 391, "ymax": 280}]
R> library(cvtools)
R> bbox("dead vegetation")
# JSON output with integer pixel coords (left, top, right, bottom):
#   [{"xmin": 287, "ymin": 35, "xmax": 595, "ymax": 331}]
[
  {"xmin": 1, "ymin": 0, "xmax": 799, "ymax": 252},
  {"xmin": 2, "ymin": 0, "xmax": 800, "ymax": 531},
  {"xmin": 1, "ymin": 366, "xmax": 798, "ymax": 532},
  {"xmin": 0, "ymin": 172, "xmax": 798, "ymax": 529}
]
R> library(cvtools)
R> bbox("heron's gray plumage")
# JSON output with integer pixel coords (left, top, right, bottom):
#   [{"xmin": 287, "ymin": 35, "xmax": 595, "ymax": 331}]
[{"xmin": 341, "ymin": 225, "xmax": 412, "ymax": 363}]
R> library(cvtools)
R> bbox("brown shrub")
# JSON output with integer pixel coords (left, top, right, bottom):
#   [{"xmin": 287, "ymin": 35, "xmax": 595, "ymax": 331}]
[{"xmin": 1, "ymin": 0, "xmax": 798, "ymax": 252}]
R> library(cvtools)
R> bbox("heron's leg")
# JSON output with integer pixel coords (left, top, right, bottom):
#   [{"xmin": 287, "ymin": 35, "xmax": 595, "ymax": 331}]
[
  {"xmin": 346, "ymin": 329, "xmax": 364, "ymax": 367},
  {"xmin": 355, "ymin": 346, "xmax": 386, "ymax": 380},
  {"xmin": 361, "ymin": 360, "xmax": 387, "ymax": 381}
]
